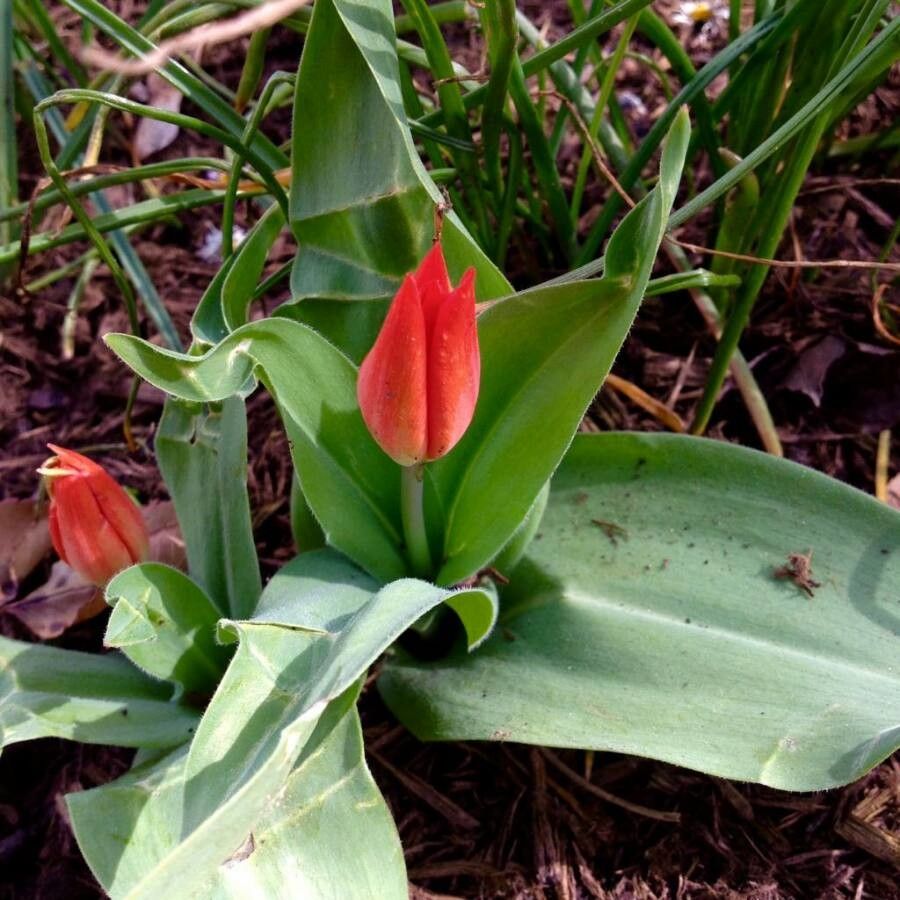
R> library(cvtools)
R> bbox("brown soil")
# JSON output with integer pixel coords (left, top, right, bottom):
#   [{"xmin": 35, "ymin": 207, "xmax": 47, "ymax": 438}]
[{"xmin": 2, "ymin": 3, "xmax": 899, "ymax": 898}]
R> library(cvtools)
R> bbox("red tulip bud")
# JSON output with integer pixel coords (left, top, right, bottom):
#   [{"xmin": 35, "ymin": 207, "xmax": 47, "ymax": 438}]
[
  {"xmin": 357, "ymin": 243, "xmax": 480, "ymax": 465},
  {"xmin": 39, "ymin": 445, "xmax": 149, "ymax": 586}
]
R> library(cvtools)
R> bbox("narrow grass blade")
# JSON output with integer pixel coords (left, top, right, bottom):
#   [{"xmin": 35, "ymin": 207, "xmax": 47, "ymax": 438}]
[
  {"xmin": 0, "ymin": 0, "xmax": 18, "ymax": 254},
  {"xmin": 61, "ymin": 0, "xmax": 287, "ymax": 171}
]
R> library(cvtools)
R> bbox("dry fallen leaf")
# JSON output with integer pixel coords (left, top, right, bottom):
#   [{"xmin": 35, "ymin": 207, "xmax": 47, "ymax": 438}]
[
  {"xmin": 4, "ymin": 560, "xmax": 101, "ymax": 639},
  {"xmin": 133, "ymin": 73, "xmax": 184, "ymax": 161},
  {"xmin": 887, "ymin": 473, "xmax": 900, "ymax": 511},
  {"xmin": 0, "ymin": 500, "xmax": 52, "ymax": 604},
  {"xmin": 144, "ymin": 501, "xmax": 187, "ymax": 571},
  {"xmin": 782, "ymin": 335, "xmax": 847, "ymax": 408},
  {"xmin": 2, "ymin": 501, "xmax": 186, "ymax": 639}
]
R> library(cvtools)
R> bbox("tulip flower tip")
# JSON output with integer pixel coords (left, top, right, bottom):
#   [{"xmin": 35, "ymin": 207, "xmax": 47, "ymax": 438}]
[{"xmin": 36, "ymin": 463, "xmax": 77, "ymax": 478}]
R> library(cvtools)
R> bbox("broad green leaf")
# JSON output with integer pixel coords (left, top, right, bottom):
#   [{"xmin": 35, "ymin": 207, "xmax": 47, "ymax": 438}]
[
  {"xmin": 444, "ymin": 578, "xmax": 499, "ymax": 651},
  {"xmin": 251, "ymin": 549, "xmax": 498, "ymax": 649},
  {"xmin": 206, "ymin": 702, "xmax": 406, "ymax": 899},
  {"xmin": 105, "ymin": 563, "xmax": 232, "ymax": 695},
  {"xmin": 276, "ymin": 296, "xmax": 389, "ymax": 366},
  {"xmin": 0, "ymin": 635, "xmax": 197, "ymax": 751},
  {"xmin": 87, "ymin": 550, "xmax": 491, "ymax": 897},
  {"xmin": 381, "ymin": 433, "xmax": 900, "ymax": 791},
  {"xmin": 178, "ymin": 552, "xmax": 378, "ymax": 840},
  {"xmin": 491, "ymin": 480, "xmax": 550, "ymax": 577},
  {"xmin": 80, "ymin": 684, "xmax": 357, "ymax": 900},
  {"xmin": 67, "ymin": 704, "xmax": 406, "ymax": 900},
  {"xmin": 222, "ymin": 203, "xmax": 287, "ymax": 331},
  {"xmin": 108, "ymin": 321, "xmax": 406, "ymax": 582},
  {"xmin": 289, "ymin": 473, "xmax": 327, "ymax": 553},
  {"xmin": 247, "ymin": 547, "xmax": 379, "ymax": 631},
  {"xmin": 191, "ymin": 258, "xmax": 237, "ymax": 346},
  {"xmin": 67, "ymin": 745, "xmax": 190, "ymax": 897},
  {"xmin": 156, "ymin": 397, "xmax": 261, "ymax": 618},
  {"xmin": 429, "ymin": 108, "xmax": 690, "ymax": 586},
  {"xmin": 287, "ymin": 0, "xmax": 509, "ymax": 306},
  {"xmin": 66, "ymin": 685, "xmax": 362, "ymax": 900},
  {"xmin": 182, "ymin": 550, "xmax": 496, "ymax": 833}
]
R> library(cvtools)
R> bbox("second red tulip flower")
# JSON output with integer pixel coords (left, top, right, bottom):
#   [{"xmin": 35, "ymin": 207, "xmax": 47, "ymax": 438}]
[
  {"xmin": 39, "ymin": 444, "xmax": 149, "ymax": 586},
  {"xmin": 358, "ymin": 242, "xmax": 480, "ymax": 466}
]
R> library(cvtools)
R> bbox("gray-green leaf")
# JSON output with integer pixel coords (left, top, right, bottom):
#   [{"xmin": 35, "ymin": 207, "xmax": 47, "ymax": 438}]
[
  {"xmin": 105, "ymin": 563, "xmax": 232, "ymax": 696},
  {"xmin": 156, "ymin": 397, "xmax": 261, "ymax": 619},
  {"xmin": 381, "ymin": 432, "xmax": 900, "ymax": 791},
  {"xmin": 66, "ymin": 703, "xmax": 406, "ymax": 900},
  {"xmin": 288, "ymin": 0, "xmax": 508, "ymax": 304},
  {"xmin": 0, "ymin": 635, "xmax": 197, "ymax": 752}
]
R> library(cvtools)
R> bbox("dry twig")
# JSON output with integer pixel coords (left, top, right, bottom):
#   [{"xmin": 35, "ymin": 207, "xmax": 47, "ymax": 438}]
[
  {"xmin": 81, "ymin": 0, "xmax": 314, "ymax": 75},
  {"xmin": 542, "ymin": 749, "xmax": 681, "ymax": 823}
]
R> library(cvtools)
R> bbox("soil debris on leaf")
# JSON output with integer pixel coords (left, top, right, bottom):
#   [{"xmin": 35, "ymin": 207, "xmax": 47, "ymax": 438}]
[
  {"xmin": 591, "ymin": 519, "xmax": 629, "ymax": 546},
  {"xmin": 773, "ymin": 549, "xmax": 822, "ymax": 598}
]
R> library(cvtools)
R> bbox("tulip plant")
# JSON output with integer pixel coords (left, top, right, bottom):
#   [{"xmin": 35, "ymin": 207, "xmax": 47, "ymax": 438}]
[{"xmin": 2, "ymin": 1, "xmax": 899, "ymax": 897}]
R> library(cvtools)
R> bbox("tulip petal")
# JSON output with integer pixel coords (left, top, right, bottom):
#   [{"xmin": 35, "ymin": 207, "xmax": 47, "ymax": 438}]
[
  {"xmin": 53, "ymin": 476, "xmax": 135, "ymax": 585},
  {"xmin": 414, "ymin": 242, "xmax": 452, "ymax": 340},
  {"xmin": 85, "ymin": 468, "xmax": 150, "ymax": 563},
  {"xmin": 357, "ymin": 275, "xmax": 428, "ymax": 465},
  {"xmin": 426, "ymin": 268, "xmax": 480, "ymax": 461}
]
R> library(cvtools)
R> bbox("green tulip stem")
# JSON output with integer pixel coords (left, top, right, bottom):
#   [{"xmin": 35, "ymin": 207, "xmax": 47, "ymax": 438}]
[{"xmin": 401, "ymin": 463, "xmax": 433, "ymax": 579}]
